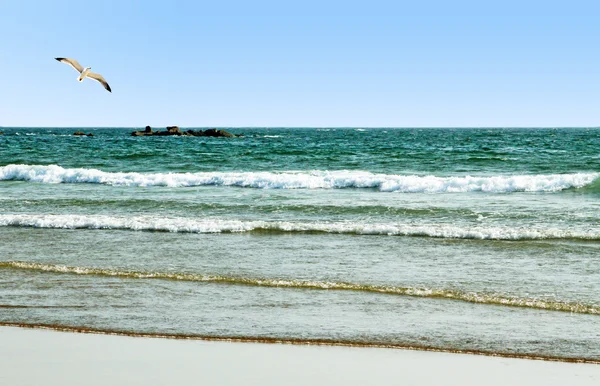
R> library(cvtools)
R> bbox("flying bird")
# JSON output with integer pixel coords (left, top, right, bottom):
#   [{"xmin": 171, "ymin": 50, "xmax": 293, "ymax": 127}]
[{"xmin": 55, "ymin": 58, "xmax": 112, "ymax": 92}]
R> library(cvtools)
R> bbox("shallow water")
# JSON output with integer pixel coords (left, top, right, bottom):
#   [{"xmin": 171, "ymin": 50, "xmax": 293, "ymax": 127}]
[{"xmin": 1, "ymin": 127, "xmax": 599, "ymax": 361}]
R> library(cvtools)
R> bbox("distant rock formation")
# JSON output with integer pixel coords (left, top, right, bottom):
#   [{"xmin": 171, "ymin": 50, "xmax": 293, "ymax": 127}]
[
  {"xmin": 131, "ymin": 126, "xmax": 153, "ymax": 137},
  {"xmin": 131, "ymin": 126, "xmax": 240, "ymax": 137},
  {"xmin": 73, "ymin": 131, "xmax": 94, "ymax": 137}
]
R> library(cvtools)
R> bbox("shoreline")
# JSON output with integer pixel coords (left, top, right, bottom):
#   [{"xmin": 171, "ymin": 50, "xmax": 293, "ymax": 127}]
[
  {"xmin": 2, "ymin": 322, "xmax": 598, "ymax": 365},
  {"xmin": 1, "ymin": 325, "xmax": 599, "ymax": 386}
]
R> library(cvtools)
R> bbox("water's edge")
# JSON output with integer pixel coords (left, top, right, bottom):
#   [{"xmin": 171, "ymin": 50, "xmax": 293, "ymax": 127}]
[{"xmin": 2, "ymin": 322, "xmax": 599, "ymax": 365}]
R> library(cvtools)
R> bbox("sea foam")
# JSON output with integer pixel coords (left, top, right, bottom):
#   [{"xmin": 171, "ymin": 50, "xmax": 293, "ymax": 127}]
[
  {"xmin": 0, "ymin": 214, "xmax": 598, "ymax": 240},
  {"xmin": 1, "ymin": 164, "xmax": 598, "ymax": 192},
  {"xmin": 1, "ymin": 261, "xmax": 598, "ymax": 315}
]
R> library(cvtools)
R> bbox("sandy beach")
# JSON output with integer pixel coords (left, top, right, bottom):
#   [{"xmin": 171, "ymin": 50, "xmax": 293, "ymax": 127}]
[{"xmin": 0, "ymin": 326, "xmax": 598, "ymax": 386}]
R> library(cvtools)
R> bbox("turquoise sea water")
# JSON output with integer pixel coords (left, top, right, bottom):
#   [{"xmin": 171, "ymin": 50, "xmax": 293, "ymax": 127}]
[{"xmin": 1, "ymin": 127, "xmax": 599, "ymax": 361}]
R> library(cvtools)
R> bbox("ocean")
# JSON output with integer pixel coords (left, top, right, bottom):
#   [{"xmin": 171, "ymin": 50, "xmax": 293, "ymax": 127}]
[{"xmin": 1, "ymin": 127, "xmax": 599, "ymax": 362}]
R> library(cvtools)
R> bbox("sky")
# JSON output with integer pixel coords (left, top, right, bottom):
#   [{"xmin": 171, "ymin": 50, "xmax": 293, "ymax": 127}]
[{"xmin": 0, "ymin": 0, "xmax": 598, "ymax": 127}]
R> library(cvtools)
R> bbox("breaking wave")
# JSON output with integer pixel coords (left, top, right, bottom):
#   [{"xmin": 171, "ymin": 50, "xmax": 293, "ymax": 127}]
[
  {"xmin": 1, "ymin": 164, "xmax": 598, "ymax": 193},
  {"xmin": 1, "ymin": 261, "xmax": 598, "ymax": 315},
  {"xmin": 1, "ymin": 214, "xmax": 598, "ymax": 240}
]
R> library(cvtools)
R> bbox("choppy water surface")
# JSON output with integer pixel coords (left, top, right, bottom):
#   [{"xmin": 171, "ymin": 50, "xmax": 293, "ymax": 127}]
[{"xmin": 1, "ymin": 127, "xmax": 599, "ymax": 362}]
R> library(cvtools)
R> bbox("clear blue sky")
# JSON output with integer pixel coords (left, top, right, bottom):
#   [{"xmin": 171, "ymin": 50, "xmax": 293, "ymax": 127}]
[{"xmin": 1, "ymin": 0, "xmax": 598, "ymax": 127}]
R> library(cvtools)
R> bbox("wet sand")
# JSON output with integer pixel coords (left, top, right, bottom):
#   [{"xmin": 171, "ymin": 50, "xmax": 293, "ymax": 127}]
[{"xmin": 1, "ymin": 326, "xmax": 599, "ymax": 385}]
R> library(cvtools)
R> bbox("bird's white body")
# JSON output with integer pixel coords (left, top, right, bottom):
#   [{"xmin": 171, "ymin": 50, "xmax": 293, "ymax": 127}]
[{"xmin": 78, "ymin": 67, "xmax": 91, "ymax": 82}]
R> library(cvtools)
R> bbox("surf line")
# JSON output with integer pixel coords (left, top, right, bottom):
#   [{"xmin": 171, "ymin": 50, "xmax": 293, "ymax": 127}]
[{"xmin": 2, "ymin": 261, "xmax": 599, "ymax": 315}]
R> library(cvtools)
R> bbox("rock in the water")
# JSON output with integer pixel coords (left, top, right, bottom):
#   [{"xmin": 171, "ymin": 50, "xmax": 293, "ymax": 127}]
[
  {"xmin": 166, "ymin": 126, "xmax": 182, "ymax": 135},
  {"xmin": 73, "ymin": 131, "xmax": 86, "ymax": 136},
  {"xmin": 131, "ymin": 126, "xmax": 239, "ymax": 137},
  {"xmin": 203, "ymin": 129, "xmax": 235, "ymax": 137},
  {"xmin": 131, "ymin": 125, "xmax": 155, "ymax": 136}
]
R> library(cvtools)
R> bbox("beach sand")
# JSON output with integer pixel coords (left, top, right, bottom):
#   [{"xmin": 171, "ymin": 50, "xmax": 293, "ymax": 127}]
[{"xmin": 1, "ymin": 326, "xmax": 598, "ymax": 386}]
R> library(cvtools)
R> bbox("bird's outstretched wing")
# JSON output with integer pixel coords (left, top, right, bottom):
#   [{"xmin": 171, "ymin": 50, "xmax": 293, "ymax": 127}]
[
  {"xmin": 55, "ymin": 57, "xmax": 84, "ymax": 73},
  {"xmin": 87, "ymin": 72, "xmax": 112, "ymax": 92}
]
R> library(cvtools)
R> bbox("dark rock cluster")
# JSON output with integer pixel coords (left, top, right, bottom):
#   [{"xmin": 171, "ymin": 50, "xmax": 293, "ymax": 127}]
[
  {"xmin": 131, "ymin": 126, "xmax": 239, "ymax": 137},
  {"xmin": 73, "ymin": 131, "xmax": 94, "ymax": 136}
]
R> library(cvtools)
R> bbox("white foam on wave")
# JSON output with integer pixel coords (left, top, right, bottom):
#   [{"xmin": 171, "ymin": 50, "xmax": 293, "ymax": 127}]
[
  {"xmin": 0, "ymin": 164, "xmax": 598, "ymax": 192},
  {"xmin": 1, "ymin": 214, "xmax": 597, "ymax": 240}
]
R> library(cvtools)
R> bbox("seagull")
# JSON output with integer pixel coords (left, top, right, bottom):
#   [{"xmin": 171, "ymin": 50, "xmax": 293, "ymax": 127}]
[{"xmin": 55, "ymin": 58, "xmax": 112, "ymax": 92}]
